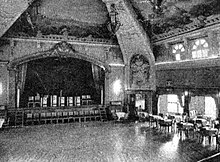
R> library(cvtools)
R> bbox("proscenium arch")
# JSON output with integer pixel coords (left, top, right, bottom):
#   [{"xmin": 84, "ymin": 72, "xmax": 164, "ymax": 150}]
[
  {"xmin": 8, "ymin": 48, "xmax": 110, "ymax": 72},
  {"xmin": 7, "ymin": 42, "xmax": 110, "ymax": 108}
]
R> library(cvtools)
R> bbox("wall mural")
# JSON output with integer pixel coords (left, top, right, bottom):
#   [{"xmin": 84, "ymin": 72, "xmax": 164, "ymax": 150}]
[
  {"xmin": 4, "ymin": 0, "xmax": 112, "ymax": 39},
  {"xmin": 130, "ymin": 54, "xmax": 150, "ymax": 88},
  {"xmin": 131, "ymin": 0, "xmax": 220, "ymax": 36}
]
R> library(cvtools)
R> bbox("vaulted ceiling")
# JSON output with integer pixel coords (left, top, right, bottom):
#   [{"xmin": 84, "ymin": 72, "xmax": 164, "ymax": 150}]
[
  {"xmin": 3, "ymin": 0, "xmax": 111, "ymax": 38},
  {"xmin": 1, "ymin": 0, "xmax": 220, "ymax": 40},
  {"xmin": 130, "ymin": 0, "xmax": 220, "ymax": 38}
]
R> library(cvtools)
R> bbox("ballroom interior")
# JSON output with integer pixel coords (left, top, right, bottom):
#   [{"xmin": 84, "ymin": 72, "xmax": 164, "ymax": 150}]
[{"xmin": 1, "ymin": 0, "xmax": 220, "ymax": 161}]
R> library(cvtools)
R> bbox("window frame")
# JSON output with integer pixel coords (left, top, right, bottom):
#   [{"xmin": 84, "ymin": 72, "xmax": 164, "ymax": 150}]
[
  {"xmin": 171, "ymin": 43, "xmax": 185, "ymax": 61},
  {"xmin": 190, "ymin": 38, "xmax": 209, "ymax": 59}
]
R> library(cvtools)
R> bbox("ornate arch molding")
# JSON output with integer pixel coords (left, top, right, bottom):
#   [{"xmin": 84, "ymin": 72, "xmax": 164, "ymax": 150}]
[
  {"xmin": 130, "ymin": 54, "xmax": 150, "ymax": 88},
  {"xmin": 8, "ymin": 41, "xmax": 110, "ymax": 72}
]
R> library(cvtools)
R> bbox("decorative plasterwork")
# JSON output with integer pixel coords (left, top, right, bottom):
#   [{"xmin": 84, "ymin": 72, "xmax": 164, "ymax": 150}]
[
  {"xmin": 50, "ymin": 41, "xmax": 75, "ymax": 55},
  {"xmin": 7, "ymin": 40, "xmax": 111, "ymax": 73},
  {"xmin": 3, "ymin": 34, "xmax": 117, "ymax": 47},
  {"xmin": 108, "ymin": 47, "xmax": 124, "ymax": 66},
  {"xmin": 153, "ymin": 22, "xmax": 220, "ymax": 47},
  {"xmin": 130, "ymin": 54, "xmax": 150, "ymax": 88}
]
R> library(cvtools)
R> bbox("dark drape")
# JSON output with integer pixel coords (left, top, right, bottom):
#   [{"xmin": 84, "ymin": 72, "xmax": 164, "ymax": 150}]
[
  {"xmin": 17, "ymin": 63, "xmax": 27, "ymax": 94},
  {"xmin": 91, "ymin": 64, "xmax": 102, "ymax": 94},
  {"xmin": 177, "ymin": 93, "xmax": 184, "ymax": 108}
]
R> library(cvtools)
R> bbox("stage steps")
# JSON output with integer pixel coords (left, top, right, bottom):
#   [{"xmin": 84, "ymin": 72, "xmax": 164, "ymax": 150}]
[
  {"xmin": 98, "ymin": 106, "xmax": 107, "ymax": 122},
  {"xmin": 14, "ymin": 110, "xmax": 24, "ymax": 127}
]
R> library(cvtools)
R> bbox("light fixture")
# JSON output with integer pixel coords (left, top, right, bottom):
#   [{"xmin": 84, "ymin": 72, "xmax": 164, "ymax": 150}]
[
  {"xmin": 107, "ymin": 4, "xmax": 122, "ymax": 35},
  {"xmin": 184, "ymin": 90, "xmax": 188, "ymax": 96},
  {"xmin": 0, "ymin": 82, "xmax": 2, "ymax": 95},
  {"xmin": 113, "ymin": 79, "xmax": 122, "ymax": 95}
]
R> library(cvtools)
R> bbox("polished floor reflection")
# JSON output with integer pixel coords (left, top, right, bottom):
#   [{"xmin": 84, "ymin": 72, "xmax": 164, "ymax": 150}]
[{"xmin": 0, "ymin": 122, "xmax": 219, "ymax": 162}]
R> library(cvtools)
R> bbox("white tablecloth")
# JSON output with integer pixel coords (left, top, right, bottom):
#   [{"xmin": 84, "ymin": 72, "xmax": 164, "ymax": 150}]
[
  {"xmin": 116, "ymin": 112, "xmax": 127, "ymax": 121},
  {"xmin": 0, "ymin": 118, "xmax": 5, "ymax": 128}
]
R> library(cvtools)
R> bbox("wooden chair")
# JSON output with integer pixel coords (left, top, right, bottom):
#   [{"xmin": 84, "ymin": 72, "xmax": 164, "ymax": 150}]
[
  {"xmin": 68, "ymin": 111, "xmax": 74, "ymax": 123},
  {"xmin": 159, "ymin": 119, "xmax": 173, "ymax": 132},
  {"xmin": 90, "ymin": 110, "xmax": 96, "ymax": 121},
  {"xmin": 194, "ymin": 122, "xmax": 203, "ymax": 142},
  {"xmin": 33, "ymin": 113, "xmax": 40, "ymax": 125},
  {"xmin": 94, "ymin": 110, "xmax": 100, "ymax": 121},
  {"xmin": 25, "ymin": 113, "xmax": 33, "ymax": 125},
  {"xmin": 45, "ymin": 112, "xmax": 52, "ymax": 124},
  {"xmin": 51, "ymin": 112, "xmax": 57, "ymax": 124},
  {"xmin": 149, "ymin": 116, "xmax": 157, "ymax": 128},
  {"xmin": 176, "ymin": 122, "xmax": 184, "ymax": 137},
  {"xmin": 57, "ymin": 111, "xmax": 63, "ymax": 123},
  {"xmin": 84, "ymin": 110, "xmax": 92, "ymax": 122},
  {"xmin": 73, "ymin": 111, "xmax": 80, "ymax": 122},
  {"xmin": 62, "ymin": 111, "xmax": 69, "ymax": 123},
  {"xmin": 40, "ymin": 112, "xmax": 46, "ymax": 124}
]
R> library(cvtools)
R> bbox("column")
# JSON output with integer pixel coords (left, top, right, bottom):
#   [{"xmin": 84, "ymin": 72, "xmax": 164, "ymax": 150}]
[
  {"xmin": 184, "ymin": 90, "xmax": 190, "ymax": 116},
  {"xmin": 102, "ymin": 0, "xmax": 156, "ymax": 113},
  {"xmin": 8, "ymin": 68, "xmax": 16, "ymax": 108}
]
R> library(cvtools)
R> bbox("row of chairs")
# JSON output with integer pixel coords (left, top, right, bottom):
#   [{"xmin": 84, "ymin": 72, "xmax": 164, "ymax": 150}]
[{"xmin": 22, "ymin": 109, "xmax": 102, "ymax": 126}]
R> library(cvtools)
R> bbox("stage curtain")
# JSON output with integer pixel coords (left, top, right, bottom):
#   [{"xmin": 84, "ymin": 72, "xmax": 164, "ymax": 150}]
[
  {"xmin": 17, "ymin": 63, "xmax": 27, "ymax": 94},
  {"xmin": 177, "ymin": 93, "xmax": 184, "ymax": 108},
  {"xmin": 91, "ymin": 64, "xmax": 102, "ymax": 94}
]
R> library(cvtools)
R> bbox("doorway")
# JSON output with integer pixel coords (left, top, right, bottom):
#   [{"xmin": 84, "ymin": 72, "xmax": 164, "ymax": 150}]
[{"xmin": 127, "ymin": 91, "xmax": 153, "ymax": 113}]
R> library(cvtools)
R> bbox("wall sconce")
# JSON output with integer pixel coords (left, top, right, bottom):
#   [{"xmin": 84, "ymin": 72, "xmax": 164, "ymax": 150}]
[
  {"xmin": 0, "ymin": 82, "xmax": 2, "ymax": 95},
  {"xmin": 107, "ymin": 4, "xmax": 122, "ymax": 35},
  {"xmin": 184, "ymin": 90, "xmax": 189, "ymax": 96},
  {"xmin": 113, "ymin": 79, "xmax": 122, "ymax": 95}
]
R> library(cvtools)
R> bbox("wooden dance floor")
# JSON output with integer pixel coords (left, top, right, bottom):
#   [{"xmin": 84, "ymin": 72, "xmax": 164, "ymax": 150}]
[{"xmin": 0, "ymin": 122, "xmax": 219, "ymax": 162}]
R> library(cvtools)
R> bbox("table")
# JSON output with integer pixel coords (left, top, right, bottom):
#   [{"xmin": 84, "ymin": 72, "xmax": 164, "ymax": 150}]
[
  {"xmin": 151, "ymin": 115, "xmax": 163, "ymax": 120},
  {"xmin": 149, "ymin": 115, "xmax": 164, "ymax": 128},
  {"xmin": 159, "ymin": 119, "xmax": 173, "ymax": 132},
  {"xmin": 200, "ymin": 127, "xmax": 218, "ymax": 145},
  {"xmin": 179, "ymin": 122, "xmax": 194, "ymax": 138},
  {"xmin": 182, "ymin": 122, "xmax": 194, "ymax": 129},
  {"xmin": 193, "ymin": 118, "xmax": 207, "ymax": 126},
  {"xmin": 137, "ymin": 112, "xmax": 148, "ymax": 118},
  {"xmin": 115, "ymin": 112, "xmax": 127, "ymax": 121}
]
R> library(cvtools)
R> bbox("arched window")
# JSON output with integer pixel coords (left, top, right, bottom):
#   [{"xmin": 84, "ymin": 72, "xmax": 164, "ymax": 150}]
[
  {"xmin": 191, "ymin": 38, "xmax": 209, "ymax": 59},
  {"xmin": 172, "ymin": 43, "xmax": 185, "ymax": 61}
]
